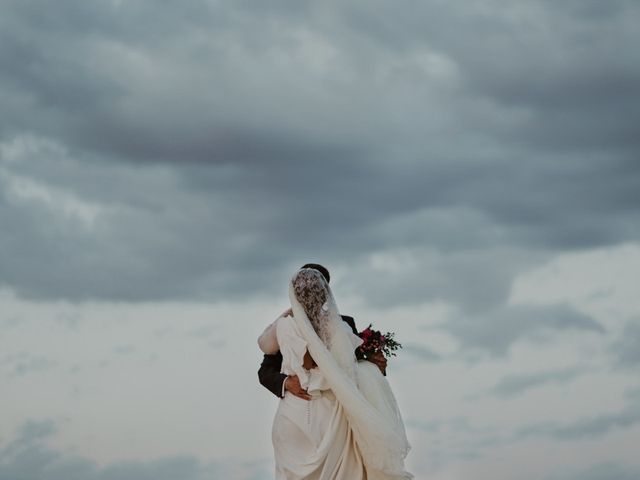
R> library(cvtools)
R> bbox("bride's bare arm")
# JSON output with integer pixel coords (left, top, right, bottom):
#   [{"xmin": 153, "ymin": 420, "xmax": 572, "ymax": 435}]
[{"xmin": 302, "ymin": 350, "xmax": 317, "ymax": 370}]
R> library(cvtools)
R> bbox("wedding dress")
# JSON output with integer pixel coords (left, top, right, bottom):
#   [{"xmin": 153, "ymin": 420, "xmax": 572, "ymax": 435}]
[{"xmin": 272, "ymin": 268, "xmax": 412, "ymax": 480}]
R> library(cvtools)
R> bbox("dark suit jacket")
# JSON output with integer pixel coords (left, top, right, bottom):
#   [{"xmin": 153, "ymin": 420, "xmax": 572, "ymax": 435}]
[{"xmin": 258, "ymin": 314, "xmax": 362, "ymax": 398}]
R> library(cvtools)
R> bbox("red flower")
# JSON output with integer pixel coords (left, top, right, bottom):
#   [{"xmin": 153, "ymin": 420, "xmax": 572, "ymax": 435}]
[{"xmin": 357, "ymin": 324, "xmax": 403, "ymax": 359}]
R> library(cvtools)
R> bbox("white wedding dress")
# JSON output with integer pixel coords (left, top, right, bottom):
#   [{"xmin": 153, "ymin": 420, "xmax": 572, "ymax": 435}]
[
  {"xmin": 273, "ymin": 315, "xmax": 366, "ymax": 479},
  {"xmin": 271, "ymin": 269, "xmax": 412, "ymax": 480}
]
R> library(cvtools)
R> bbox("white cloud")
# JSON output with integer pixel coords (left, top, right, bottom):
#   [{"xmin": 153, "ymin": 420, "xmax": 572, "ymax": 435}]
[{"xmin": 510, "ymin": 243, "xmax": 640, "ymax": 325}]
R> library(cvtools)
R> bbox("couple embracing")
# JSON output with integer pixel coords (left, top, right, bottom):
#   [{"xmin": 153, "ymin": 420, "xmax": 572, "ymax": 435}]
[{"xmin": 258, "ymin": 264, "xmax": 412, "ymax": 480}]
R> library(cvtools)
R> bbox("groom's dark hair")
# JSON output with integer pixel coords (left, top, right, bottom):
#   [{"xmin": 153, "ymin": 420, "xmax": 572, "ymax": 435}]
[{"xmin": 301, "ymin": 263, "xmax": 330, "ymax": 283}]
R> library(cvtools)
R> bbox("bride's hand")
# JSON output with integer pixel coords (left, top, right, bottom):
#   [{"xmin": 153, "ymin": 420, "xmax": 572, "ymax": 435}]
[{"xmin": 367, "ymin": 351, "xmax": 388, "ymax": 376}]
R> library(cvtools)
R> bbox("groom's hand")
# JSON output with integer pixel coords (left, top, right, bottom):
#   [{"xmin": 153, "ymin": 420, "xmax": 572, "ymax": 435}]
[{"xmin": 284, "ymin": 375, "xmax": 311, "ymax": 401}]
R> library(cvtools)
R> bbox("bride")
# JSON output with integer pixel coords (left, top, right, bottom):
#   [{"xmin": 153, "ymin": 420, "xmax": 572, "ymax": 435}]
[{"xmin": 271, "ymin": 267, "xmax": 412, "ymax": 480}]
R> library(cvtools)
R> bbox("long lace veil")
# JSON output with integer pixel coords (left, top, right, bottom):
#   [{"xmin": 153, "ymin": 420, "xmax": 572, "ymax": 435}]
[{"xmin": 289, "ymin": 268, "xmax": 412, "ymax": 479}]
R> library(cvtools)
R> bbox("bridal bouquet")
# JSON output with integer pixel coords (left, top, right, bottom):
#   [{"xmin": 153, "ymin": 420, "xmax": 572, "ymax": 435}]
[{"xmin": 356, "ymin": 324, "xmax": 403, "ymax": 358}]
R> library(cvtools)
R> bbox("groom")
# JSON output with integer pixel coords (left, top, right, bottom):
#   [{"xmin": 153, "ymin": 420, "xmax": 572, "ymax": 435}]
[{"xmin": 257, "ymin": 263, "xmax": 387, "ymax": 401}]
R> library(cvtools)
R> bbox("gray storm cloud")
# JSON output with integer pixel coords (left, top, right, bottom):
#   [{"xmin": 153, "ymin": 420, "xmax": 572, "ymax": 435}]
[{"xmin": 0, "ymin": 0, "xmax": 639, "ymax": 318}]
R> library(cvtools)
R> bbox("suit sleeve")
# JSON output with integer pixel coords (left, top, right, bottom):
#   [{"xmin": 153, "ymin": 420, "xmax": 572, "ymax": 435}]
[
  {"xmin": 341, "ymin": 315, "xmax": 366, "ymax": 360},
  {"xmin": 258, "ymin": 351, "xmax": 287, "ymax": 398},
  {"xmin": 340, "ymin": 315, "xmax": 358, "ymax": 334}
]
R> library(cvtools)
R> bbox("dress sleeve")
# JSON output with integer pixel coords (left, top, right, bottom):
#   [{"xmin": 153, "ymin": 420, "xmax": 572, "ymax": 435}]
[
  {"xmin": 276, "ymin": 316, "xmax": 310, "ymax": 389},
  {"xmin": 257, "ymin": 319, "xmax": 280, "ymax": 354}
]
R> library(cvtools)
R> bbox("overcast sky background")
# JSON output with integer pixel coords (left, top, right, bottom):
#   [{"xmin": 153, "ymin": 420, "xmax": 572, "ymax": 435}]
[{"xmin": 1, "ymin": 1, "xmax": 640, "ymax": 479}]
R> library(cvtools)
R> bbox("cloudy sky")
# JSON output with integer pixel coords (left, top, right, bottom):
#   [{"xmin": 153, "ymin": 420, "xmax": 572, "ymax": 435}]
[{"xmin": 1, "ymin": 0, "xmax": 640, "ymax": 479}]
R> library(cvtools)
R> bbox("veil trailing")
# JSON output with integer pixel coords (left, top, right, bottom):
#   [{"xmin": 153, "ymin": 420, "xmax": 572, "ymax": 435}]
[{"xmin": 289, "ymin": 268, "xmax": 412, "ymax": 480}]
